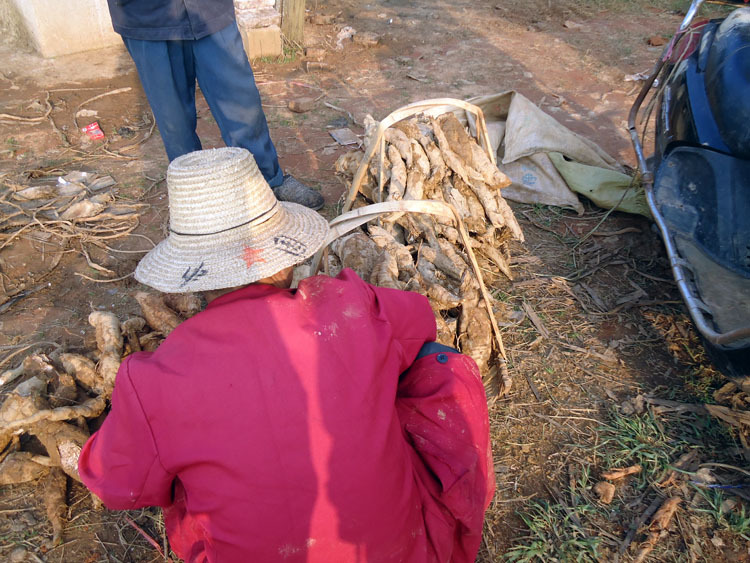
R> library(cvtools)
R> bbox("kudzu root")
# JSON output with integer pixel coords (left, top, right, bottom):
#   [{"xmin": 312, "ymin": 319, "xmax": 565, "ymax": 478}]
[
  {"xmin": 121, "ymin": 316, "xmax": 146, "ymax": 354},
  {"xmin": 331, "ymin": 232, "xmax": 382, "ymax": 281},
  {"xmin": 59, "ymin": 354, "xmax": 101, "ymax": 395},
  {"xmin": 139, "ymin": 332, "xmax": 164, "ymax": 353},
  {"xmin": 369, "ymin": 252, "xmax": 402, "ymax": 290},
  {"xmin": 459, "ymin": 299, "xmax": 493, "ymax": 373},
  {"xmin": 164, "ymin": 293, "xmax": 202, "ymax": 318},
  {"xmin": 88, "ymin": 311, "xmax": 123, "ymax": 390},
  {"xmin": 0, "ymin": 377, "xmax": 47, "ymax": 452},
  {"xmin": 134, "ymin": 292, "xmax": 181, "ymax": 336},
  {"xmin": 43, "ymin": 467, "xmax": 67, "ymax": 545},
  {"xmin": 367, "ymin": 225, "xmax": 417, "ymax": 279},
  {"xmin": 386, "ymin": 145, "xmax": 407, "ymax": 201},
  {"xmin": 384, "ymin": 128, "xmax": 413, "ymax": 168},
  {"xmin": 0, "ymin": 452, "xmax": 50, "ymax": 486}
]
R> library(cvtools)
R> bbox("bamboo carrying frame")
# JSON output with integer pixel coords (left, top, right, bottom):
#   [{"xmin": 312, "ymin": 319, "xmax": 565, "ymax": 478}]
[{"xmin": 313, "ymin": 99, "xmax": 512, "ymax": 394}]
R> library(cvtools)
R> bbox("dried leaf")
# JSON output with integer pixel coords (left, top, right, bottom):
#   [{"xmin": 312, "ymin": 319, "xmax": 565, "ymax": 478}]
[
  {"xmin": 602, "ymin": 464, "xmax": 642, "ymax": 480},
  {"xmin": 593, "ymin": 481, "xmax": 616, "ymax": 504}
]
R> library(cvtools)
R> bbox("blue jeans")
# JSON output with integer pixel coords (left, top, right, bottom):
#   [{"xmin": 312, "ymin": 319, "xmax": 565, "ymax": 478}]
[{"xmin": 123, "ymin": 22, "xmax": 283, "ymax": 187}]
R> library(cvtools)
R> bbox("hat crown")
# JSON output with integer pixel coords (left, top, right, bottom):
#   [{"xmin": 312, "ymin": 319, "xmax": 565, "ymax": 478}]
[{"xmin": 167, "ymin": 148, "xmax": 277, "ymax": 235}]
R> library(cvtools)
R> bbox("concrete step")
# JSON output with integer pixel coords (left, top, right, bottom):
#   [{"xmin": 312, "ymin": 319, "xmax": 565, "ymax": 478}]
[{"xmin": 238, "ymin": 24, "xmax": 282, "ymax": 60}]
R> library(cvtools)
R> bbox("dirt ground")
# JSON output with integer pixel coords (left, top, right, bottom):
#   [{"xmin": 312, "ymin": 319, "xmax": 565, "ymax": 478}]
[{"xmin": 1, "ymin": 0, "xmax": 748, "ymax": 561}]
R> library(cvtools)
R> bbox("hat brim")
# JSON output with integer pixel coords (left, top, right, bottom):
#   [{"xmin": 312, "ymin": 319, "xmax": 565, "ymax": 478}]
[{"xmin": 134, "ymin": 202, "xmax": 329, "ymax": 293}]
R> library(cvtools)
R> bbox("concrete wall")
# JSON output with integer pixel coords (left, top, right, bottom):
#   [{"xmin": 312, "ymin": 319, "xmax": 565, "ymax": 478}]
[
  {"xmin": 0, "ymin": 0, "xmax": 32, "ymax": 49},
  {"xmin": 7, "ymin": 0, "xmax": 121, "ymax": 58}
]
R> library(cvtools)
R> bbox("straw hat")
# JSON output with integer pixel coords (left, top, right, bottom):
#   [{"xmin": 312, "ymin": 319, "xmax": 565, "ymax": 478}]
[{"xmin": 135, "ymin": 147, "xmax": 329, "ymax": 293}]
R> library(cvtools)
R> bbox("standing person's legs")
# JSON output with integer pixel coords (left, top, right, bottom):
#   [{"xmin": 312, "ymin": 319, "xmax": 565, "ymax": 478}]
[
  {"xmin": 192, "ymin": 22, "xmax": 283, "ymax": 187},
  {"xmin": 122, "ymin": 38, "xmax": 202, "ymax": 162}
]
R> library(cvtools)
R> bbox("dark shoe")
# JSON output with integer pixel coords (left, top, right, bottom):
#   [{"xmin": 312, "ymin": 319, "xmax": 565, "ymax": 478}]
[{"xmin": 273, "ymin": 175, "xmax": 325, "ymax": 210}]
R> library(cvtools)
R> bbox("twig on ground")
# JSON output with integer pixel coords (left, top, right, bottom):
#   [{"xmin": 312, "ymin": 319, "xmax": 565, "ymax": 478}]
[
  {"xmin": 522, "ymin": 371, "xmax": 543, "ymax": 402},
  {"xmin": 521, "ymin": 301, "xmax": 549, "ymax": 339},
  {"xmin": 0, "ymin": 396, "xmax": 107, "ymax": 435},
  {"xmin": 0, "ymin": 285, "xmax": 47, "ymax": 315},
  {"xmin": 324, "ymin": 101, "xmax": 362, "ymax": 126},
  {"xmin": 615, "ymin": 495, "xmax": 663, "ymax": 562},
  {"xmin": 0, "ymin": 91, "xmax": 53, "ymax": 123},
  {"xmin": 602, "ymin": 465, "xmax": 642, "ymax": 480},
  {"xmin": 632, "ymin": 497, "xmax": 681, "ymax": 563},
  {"xmin": 572, "ymin": 174, "xmax": 637, "ymax": 250},
  {"xmin": 557, "ymin": 342, "xmax": 618, "ymax": 364},
  {"xmin": 73, "ymin": 87, "xmax": 132, "ymax": 129},
  {"xmin": 75, "ymin": 272, "xmax": 134, "ymax": 283},
  {"xmin": 590, "ymin": 227, "xmax": 642, "ymax": 237}
]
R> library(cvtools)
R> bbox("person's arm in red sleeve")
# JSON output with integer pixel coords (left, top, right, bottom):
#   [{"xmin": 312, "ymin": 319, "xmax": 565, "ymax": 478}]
[
  {"xmin": 78, "ymin": 356, "xmax": 173, "ymax": 510},
  {"xmin": 337, "ymin": 268, "xmax": 437, "ymax": 373}
]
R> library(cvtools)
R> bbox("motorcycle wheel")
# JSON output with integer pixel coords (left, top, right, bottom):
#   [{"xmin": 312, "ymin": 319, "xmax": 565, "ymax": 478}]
[{"xmin": 701, "ymin": 338, "xmax": 750, "ymax": 378}]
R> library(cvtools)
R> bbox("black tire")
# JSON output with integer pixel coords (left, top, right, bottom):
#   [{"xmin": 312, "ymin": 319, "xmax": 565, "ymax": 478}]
[{"xmin": 702, "ymin": 338, "xmax": 750, "ymax": 378}]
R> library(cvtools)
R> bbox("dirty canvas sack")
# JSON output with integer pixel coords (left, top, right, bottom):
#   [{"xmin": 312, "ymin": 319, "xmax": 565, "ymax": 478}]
[
  {"xmin": 549, "ymin": 152, "xmax": 651, "ymax": 219},
  {"xmin": 458, "ymin": 91, "xmax": 630, "ymax": 215},
  {"xmin": 499, "ymin": 153, "xmax": 584, "ymax": 213}
]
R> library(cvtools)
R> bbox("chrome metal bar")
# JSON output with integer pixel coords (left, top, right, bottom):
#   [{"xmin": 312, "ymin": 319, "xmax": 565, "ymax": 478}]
[
  {"xmin": 625, "ymin": 0, "xmax": 750, "ymax": 347},
  {"xmin": 628, "ymin": 0, "xmax": 706, "ymax": 180},
  {"xmin": 645, "ymin": 188, "xmax": 750, "ymax": 347},
  {"xmin": 681, "ymin": 0, "xmax": 706, "ymax": 33}
]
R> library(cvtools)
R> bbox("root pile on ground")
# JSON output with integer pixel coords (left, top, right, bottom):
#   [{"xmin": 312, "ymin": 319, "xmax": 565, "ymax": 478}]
[
  {"xmin": 0, "ymin": 170, "xmax": 147, "ymax": 271},
  {"xmin": 0, "ymin": 292, "xmax": 200, "ymax": 545},
  {"xmin": 333, "ymin": 112, "xmax": 524, "ymax": 376}
]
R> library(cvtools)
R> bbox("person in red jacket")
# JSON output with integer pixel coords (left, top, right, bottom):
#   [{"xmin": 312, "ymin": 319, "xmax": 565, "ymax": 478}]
[{"xmin": 78, "ymin": 147, "xmax": 495, "ymax": 562}]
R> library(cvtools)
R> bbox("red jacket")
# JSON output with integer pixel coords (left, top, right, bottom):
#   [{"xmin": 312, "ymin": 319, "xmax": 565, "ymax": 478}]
[{"xmin": 79, "ymin": 270, "xmax": 494, "ymax": 562}]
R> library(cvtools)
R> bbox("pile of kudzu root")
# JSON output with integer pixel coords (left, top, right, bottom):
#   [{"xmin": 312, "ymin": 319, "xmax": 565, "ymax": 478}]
[
  {"xmin": 0, "ymin": 291, "xmax": 200, "ymax": 544},
  {"xmin": 0, "ymin": 171, "xmax": 147, "ymax": 272},
  {"xmin": 332, "ymin": 111, "xmax": 524, "ymax": 375}
]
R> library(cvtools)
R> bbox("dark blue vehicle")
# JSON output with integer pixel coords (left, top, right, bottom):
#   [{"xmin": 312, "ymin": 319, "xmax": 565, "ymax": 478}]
[{"xmin": 629, "ymin": 0, "xmax": 750, "ymax": 376}]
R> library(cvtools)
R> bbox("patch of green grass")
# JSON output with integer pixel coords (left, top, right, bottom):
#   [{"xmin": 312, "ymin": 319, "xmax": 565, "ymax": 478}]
[
  {"xmin": 491, "ymin": 289, "xmax": 511, "ymax": 302},
  {"xmin": 505, "ymin": 500, "xmax": 602, "ymax": 562},
  {"xmin": 258, "ymin": 45, "xmax": 298, "ymax": 65},
  {"xmin": 4, "ymin": 137, "xmax": 19, "ymax": 156},
  {"xmin": 693, "ymin": 487, "xmax": 750, "ymax": 541},
  {"xmin": 683, "ymin": 364, "xmax": 725, "ymax": 403},
  {"xmin": 596, "ymin": 408, "xmax": 688, "ymax": 484},
  {"xmin": 507, "ymin": 362, "xmax": 745, "ymax": 561},
  {"xmin": 505, "ymin": 465, "xmax": 605, "ymax": 562}
]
